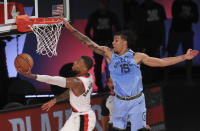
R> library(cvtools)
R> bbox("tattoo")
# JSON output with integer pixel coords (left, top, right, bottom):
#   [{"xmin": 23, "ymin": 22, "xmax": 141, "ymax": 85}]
[
  {"xmin": 70, "ymin": 29, "xmax": 106, "ymax": 56},
  {"xmin": 71, "ymin": 30, "xmax": 90, "ymax": 45},
  {"xmin": 55, "ymin": 90, "xmax": 69, "ymax": 103}
]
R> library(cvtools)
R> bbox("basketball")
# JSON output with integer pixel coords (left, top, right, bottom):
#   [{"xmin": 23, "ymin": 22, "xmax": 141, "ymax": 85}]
[{"xmin": 14, "ymin": 53, "xmax": 34, "ymax": 72}]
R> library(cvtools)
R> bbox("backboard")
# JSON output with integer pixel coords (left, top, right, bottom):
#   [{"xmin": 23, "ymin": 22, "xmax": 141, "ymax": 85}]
[{"xmin": 0, "ymin": 0, "xmax": 70, "ymax": 37}]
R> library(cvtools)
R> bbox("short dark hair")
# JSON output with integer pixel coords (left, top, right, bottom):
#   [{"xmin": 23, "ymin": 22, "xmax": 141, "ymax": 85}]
[
  {"xmin": 81, "ymin": 56, "xmax": 93, "ymax": 70},
  {"xmin": 114, "ymin": 30, "xmax": 137, "ymax": 49}
]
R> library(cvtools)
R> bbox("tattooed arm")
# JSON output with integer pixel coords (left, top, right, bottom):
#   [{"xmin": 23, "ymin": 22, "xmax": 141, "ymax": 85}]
[
  {"xmin": 41, "ymin": 90, "xmax": 69, "ymax": 111},
  {"xmin": 62, "ymin": 19, "xmax": 112, "ymax": 63},
  {"xmin": 55, "ymin": 89, "xmax": 70, "ymax": 103}
]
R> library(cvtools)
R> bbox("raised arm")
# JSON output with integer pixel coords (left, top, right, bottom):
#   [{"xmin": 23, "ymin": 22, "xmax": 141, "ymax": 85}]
[
  {"xmin": 62, "ymin": 18, "xmax": 112, "ymax": 61},
  {"xmin": 17, "ymin": 71, "xmax": 85, "ymax": 96},
  {"xmin": 136, "ymin": 49, "xmax": 199, "ymax": 67}
]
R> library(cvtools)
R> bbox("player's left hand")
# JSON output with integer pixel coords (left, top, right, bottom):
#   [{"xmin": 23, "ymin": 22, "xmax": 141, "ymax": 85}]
[
  {"xmin": 41, "ymin": 99, "xmax": 56, "ymax": 111},
  {"xmin": 184, "ymin": 49, "xmax": 199, "ymax": 60}
]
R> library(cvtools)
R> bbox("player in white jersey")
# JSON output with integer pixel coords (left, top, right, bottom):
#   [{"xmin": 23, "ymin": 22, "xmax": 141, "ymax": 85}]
[
  {"xmin": 17, "ymin": 56, "xmax": 96, "ymax": 131},
  {"xmin": 61, "ymin": 74, "xmax": 96, "ymax": 131}
]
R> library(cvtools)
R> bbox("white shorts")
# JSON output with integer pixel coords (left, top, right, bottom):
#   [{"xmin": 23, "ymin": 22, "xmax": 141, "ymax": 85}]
[{"xmin": 60, "ymin": 109, "xmax": 96, "ymax": 131}]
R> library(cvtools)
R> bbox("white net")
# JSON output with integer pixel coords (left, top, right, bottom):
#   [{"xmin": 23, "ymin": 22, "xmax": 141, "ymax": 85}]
[{"xmin": 30, "ymin": 21, "xmax": 63, "ymax": 57}]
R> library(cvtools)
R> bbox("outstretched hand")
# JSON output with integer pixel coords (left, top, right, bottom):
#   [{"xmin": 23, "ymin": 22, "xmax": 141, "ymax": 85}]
[
  {"xmin": 184, "ymin": 49, "xmax": 199, "ymax": 60},
  {"xmin": 41, "ymin": 99, "xmax": 56, "ymax": 111}
]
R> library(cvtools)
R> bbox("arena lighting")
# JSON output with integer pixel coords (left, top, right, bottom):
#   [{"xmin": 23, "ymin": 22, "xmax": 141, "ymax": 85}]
[
  {"xmin": 25, "ymin": 94, "xmax": 55, "ymax": 98},
  {"xmin": 25, "ymin": 92, "xmax": 98, "ymax": 98}
]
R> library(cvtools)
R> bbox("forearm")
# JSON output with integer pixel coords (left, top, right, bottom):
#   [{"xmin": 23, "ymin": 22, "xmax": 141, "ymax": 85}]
[
  {"xmin": 55, "ymin": 90, "xmax": 69, "ymax": 103},
  {"xmin": 71, "ymin": 29, "xmax": 108, "ymax": 55},
  {"xmin": 65, "ymin": 23, "xmax": 91, "ymax": 46},
  {"xmin": 72, "ymin": 30, "xmax": 90, "ymax": 45},
  {"xmin": 36, "ymin": 75, "xmax": 66, "ymax": 88},
  {"xmin": 161, "ymin": 55, "xmax": 186, "ymax": 66},
  {"xmin": 63, "ymin": 21, "xmax": 107, "ymax": 55}
]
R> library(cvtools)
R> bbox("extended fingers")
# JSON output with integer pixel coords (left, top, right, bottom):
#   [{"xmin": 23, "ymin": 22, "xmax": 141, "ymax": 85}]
[
  {"xmin": 41, "ymin": 103, "xmax": 50, "ymax": 111},
  {"xmin": 192, "ymin": 50, "xmax": 199, "ymax": 55},
  {"xmin": 189, "ymin": 50, "xmax": 198, "ymax": 57},
  {"xmin": 42, "ymin": 105, "xmax": 50, "ymax": 111}
]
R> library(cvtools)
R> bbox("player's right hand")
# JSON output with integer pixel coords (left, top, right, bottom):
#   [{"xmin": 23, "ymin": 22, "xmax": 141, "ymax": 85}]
[
  {"xmin": 41, "ymin": 99, "xmax": 56, "ymax": 111},
  {"xmin": 184, "ymin": 49, "xmax": 199, "ymax": 60}
]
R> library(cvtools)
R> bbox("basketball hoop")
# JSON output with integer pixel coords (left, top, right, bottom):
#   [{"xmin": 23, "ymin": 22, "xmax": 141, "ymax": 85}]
[{"xmin": 16, "ymin": 15, "xmax": 64, "ymax": 57}]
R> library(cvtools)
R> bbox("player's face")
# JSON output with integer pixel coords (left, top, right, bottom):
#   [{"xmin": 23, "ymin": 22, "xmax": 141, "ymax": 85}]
[
  {"xmin": 112, "ymin": 35, "xmax": 126, "ymax": 54},
  {"xmin": 72, "ymin": 57, "xmax": 86, "ymax": 72}
]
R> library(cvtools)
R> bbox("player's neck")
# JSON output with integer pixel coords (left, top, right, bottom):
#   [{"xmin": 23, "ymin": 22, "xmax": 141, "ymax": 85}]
[{"xmin": 118, "ymin": 48, "xmax": 128, "ymax": 56}]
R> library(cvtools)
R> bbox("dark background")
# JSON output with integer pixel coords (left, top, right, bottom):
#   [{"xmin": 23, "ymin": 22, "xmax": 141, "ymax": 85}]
[{"xmin": 0, "ymin": 0, "xmax": 200, "ymax": 130}]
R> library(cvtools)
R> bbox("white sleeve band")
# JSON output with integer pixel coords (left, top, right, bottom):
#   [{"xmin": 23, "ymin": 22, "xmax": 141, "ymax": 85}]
[{"xmin": 36, "ymin": 75, "xmax": 66, "ymax": 88}]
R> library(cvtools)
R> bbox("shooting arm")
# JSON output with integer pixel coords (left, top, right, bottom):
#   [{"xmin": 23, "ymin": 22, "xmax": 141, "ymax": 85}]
[
  {"xmin": 21, "ymin": 71, "xmax": 85, "ymax": 96},
  {"xmin": 36, "ymin": 75, "xmax": 84, "ymax": 96},
  {"xmin": 17, "ymin": 72, "xmax": 67, "ymax": 88},
  {"xmin": 36, "ymin": 75, "xmax": 67, "ymax": 87}
]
